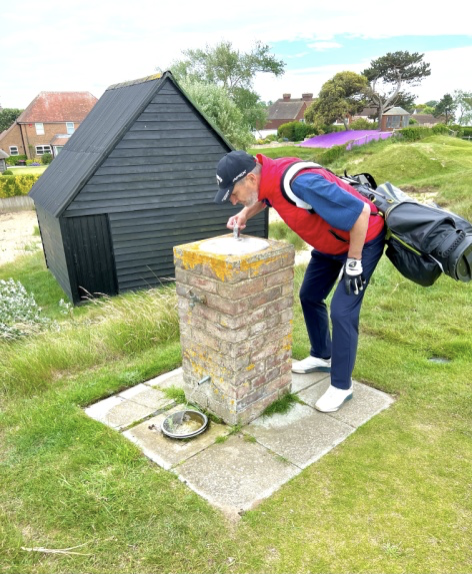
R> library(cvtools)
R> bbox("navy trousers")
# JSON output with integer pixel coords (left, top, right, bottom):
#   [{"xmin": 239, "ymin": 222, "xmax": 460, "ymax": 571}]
[{"xmin": 299, "ymin": 231, "xmax": 385, "ymax": 390}]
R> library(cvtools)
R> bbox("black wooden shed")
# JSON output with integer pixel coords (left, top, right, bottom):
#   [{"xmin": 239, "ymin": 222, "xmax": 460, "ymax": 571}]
[{"xmin": 29, "ymin": 72, "xmax": 268, "ymax": 304}]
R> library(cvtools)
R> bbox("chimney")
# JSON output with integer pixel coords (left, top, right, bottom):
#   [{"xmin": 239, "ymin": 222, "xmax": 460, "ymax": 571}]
[
  {"xmin": 282, "ymin": 93, "xmax": 291, "ymax": 101},
  {"xmin": 302, "ymin": 93, "xmax": 313, "ymax": 101}
]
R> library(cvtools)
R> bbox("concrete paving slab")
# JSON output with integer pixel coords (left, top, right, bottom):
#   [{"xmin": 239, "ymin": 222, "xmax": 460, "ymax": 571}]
[
  {"xmin": 291, "ymin": 370, "xmax": 330, "ymax": 393},
  {"xmin": 248, "ymin": 402, "xmax": 354, "ymax": 469},
  {"xmin": 299, "ymin": 379, "xmax": 395, "ymax": 429},
  {"xmin": 118, "ymin": 383, "xmax": 174, "ymax": 410},
  {"xmin": 85, "ymin": 365, "xmax": 394, "ymax": 516},
  {"xmin": 176, "ymin": 434, "xmax": 300, "ymax": 515},
  {"xmin": 123, "ymin": 406, "xmax": 230, "ymax": 470},
  {"xmin": 84, "ymin": 395, "xmax": 158, "ymax": 430},
  {"xmin": 144, "ymin": 368, "xmax": 184, "ymax": 390}
]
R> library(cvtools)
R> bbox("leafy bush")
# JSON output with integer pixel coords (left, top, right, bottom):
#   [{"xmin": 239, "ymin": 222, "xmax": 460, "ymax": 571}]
[
  {"xmin": 2, "ymin": 169, "xmax": 14, "ymax": 176},
  {"xmin": 6, "ymin": 154, "xmax": 27, "ymax": 166},
  {"xmin": 350, "ymin": 118, "xmax": 378, "ymax": 130},
  {"xmin": 0, "ymin": 174, "xmax": 41, "ymax": 198},
  {"xmin": 397, "ymin": 126, "xmax": 433, "ymax": 141},
  {"xmin": 461, "ymin": 126, "xmax": 472, "ymax": 137},
  {"xmin": 41, "ymin": 153, "xmax": 53, "ymax": 165},
  {"xmin": 0, "ymin": 279, "xmax": 52, "ymax": 340},
  {"xmin": 278, "ymin": 121, "xmax": 317, "ymax": 142},
  {"xmin": 431, "ymin": 123, "xmax": 449, "ymax": 135},
  {"xmin": 449, "ymin": 124, "xmax": 464, "ymax": 137},
  {"xmin": 180, "ymin": 79, "xmax": 255, "ymax": 150}
]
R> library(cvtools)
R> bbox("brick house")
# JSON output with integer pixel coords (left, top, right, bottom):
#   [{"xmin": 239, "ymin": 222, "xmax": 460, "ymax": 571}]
[
  {"xmin": 410, "ymin": 112, "xmax": 446, "ymax": 127},
  {"xmin": 262, "ymin": 93, "xmax": 314, "ymax": 133},
  {"xmin": 0, "ymin": 92, "xmax": 97, "ymax": 160}
]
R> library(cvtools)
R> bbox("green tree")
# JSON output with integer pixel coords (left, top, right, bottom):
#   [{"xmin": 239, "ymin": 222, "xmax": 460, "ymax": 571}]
[
  {"xmin": 422, "ymin": 105, "xmax": 436, "ymax": 115},
  {"xmin": 179, "ymin": 78, "xmax": 255, "ymax": 150},
  {"xmin": 362, "ymin": 51, "xmax": 431, "ymax": 131},
  {"xmin": 170, "ymin": 41, "xmax": 285, "ymax": 130},
  {"xmin": 0, "ymin": 108, "xmax": 23, "ymax": 132},
  {"xmin": 453, "ymin": 90, "xmax": 472, "ymax": 125},
  {"xmin": 434, "ymin": 94, "xmax": 457, "ymax": 124},
  {"xmin": 304, "ymin": 71, "xmax": 368, "ymax": 130}
]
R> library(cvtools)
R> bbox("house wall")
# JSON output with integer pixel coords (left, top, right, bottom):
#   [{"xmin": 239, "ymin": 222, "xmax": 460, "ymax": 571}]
[
  {"xmin": 0, "ymin": 124, "xmax": 26, "ymax": 156},
  {"xmin": 19, "ymin": 122, "xmax": 76, "ymax": 158},
  {"xmin": 63, "ymin": 78, "xmax": 267, "ymax": 293},
  {"xmin": 36, "ymin": 206, "xmax": 73, "ymax": 301}
]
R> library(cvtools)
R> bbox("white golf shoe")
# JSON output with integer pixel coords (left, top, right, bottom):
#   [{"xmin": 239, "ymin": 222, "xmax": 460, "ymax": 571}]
[
  {"xmin": 292, "ymin": 356, "xmax": 331, "ymax": 374},
  {"xmin": 315, "ymin": 384, "xmax": 353, "ymax": 413}
]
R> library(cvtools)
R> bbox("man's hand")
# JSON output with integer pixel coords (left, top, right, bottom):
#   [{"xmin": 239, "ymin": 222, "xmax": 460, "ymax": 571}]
[
  {"xmin": 227, "ymin": 210, "xmax": 248, "ymax": 231},
  {"xmin": 343, "ymin": 258, "xmax": 366, "ymax": 295}
]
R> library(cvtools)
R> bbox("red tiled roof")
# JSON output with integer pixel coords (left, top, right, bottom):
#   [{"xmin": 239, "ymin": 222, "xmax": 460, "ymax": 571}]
[{"xmin": 17, "ymin": 92, "xmax": 98, "ymax": 123}]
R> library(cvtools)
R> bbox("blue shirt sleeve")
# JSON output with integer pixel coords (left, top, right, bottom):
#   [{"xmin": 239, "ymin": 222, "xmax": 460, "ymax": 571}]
[{"xmin": 291, "ymin": 172, "xmax": 364, "ymax": 231}]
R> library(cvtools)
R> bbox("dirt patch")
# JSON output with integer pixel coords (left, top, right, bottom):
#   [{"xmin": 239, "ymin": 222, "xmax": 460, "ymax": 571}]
[
  {"xmin": 400, "ymin": 185, "xmax": 438, "ymax": 195},
  {"xmin": 0, "ymin": 210, "xmax": 42, "ymax": 266}
]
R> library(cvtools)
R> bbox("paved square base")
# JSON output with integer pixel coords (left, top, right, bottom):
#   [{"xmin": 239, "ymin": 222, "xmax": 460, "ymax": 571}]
[{"xmin": 85, "ymin": 366, "xmax": 393, "ymax": 517}]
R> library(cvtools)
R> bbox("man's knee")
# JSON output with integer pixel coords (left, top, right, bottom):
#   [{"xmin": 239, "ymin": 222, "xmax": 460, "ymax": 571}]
[{"xmin": 299, "ymin": 284, "xmax": 323, "ymax": 307}]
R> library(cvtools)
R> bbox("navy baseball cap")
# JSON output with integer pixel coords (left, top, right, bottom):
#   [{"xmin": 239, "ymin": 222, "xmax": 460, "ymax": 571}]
[{"xmin": 214, "ymin": 151, "xmax": 257, "ymax": 203}]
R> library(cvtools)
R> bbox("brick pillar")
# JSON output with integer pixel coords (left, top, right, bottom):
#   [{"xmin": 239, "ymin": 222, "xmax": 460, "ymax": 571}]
[{"xmin": 173, "ymin": 235, "xmax": 295, "ymax": 425}]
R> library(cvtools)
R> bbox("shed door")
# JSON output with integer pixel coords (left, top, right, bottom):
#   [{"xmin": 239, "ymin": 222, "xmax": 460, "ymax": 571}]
[{"xmin": 64, "ymin": 214, "xmax": 118, "ymax": 301}]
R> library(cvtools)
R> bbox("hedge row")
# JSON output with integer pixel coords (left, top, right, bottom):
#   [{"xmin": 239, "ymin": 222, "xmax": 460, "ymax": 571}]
[
  {"xmin": 5, "ymin": 155, "xmax": 27, "ymax": 166},
  {"xmin": 397, "ymin": 124, "xmax": 450, "ymax": 141},
  {"xmin": 0, "ymin": 175, "xmax": 40, "ymax": 199}
]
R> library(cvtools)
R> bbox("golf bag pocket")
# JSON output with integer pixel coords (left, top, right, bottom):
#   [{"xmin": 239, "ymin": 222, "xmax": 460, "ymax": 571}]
[{"xmin": 385, "ymin": 235, "xmax": 442, "ymax": 287}]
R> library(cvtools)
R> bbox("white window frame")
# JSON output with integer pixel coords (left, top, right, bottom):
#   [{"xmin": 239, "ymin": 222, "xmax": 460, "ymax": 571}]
[
  {"xmin": 35, "ymin": 145, "xmax": 52, "ymax": 156},
  {"xmin": 35, "ymin": 122, "xmax": 45, "ymax": 135},
  {"xmin": 66, "ymin": 122, "xmax": 75, "ymax": 135},
  {"xmin": 9, "ymin": 146, "xmax": 19, "ymax": 156}
]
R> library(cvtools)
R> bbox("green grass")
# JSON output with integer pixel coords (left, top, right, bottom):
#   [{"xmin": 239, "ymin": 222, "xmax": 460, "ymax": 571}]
[
  {"xmin": 269, "ymin": 221, "xmax": 307, "ymax": 251},
  {"xmin": 9, "ymin": 166, "xmax": 47, "ymax": 175},
  {"xmin": 261, "ymin": 392, "xmax": 300, "ymax": 418},
  {"xmin": 1, "ymin": 135, "xmax": 471, "ymax": 573}
]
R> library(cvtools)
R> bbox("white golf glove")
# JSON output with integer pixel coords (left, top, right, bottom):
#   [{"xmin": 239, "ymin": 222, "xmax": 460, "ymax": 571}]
[{"xmin": 343, "ymin": 258, "xmax": 366, "ymax": 295}]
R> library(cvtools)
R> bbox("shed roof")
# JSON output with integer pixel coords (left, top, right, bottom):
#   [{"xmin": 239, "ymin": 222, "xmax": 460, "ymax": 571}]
[
  {"xmin": 29, "ymin": 72, "xmax": 232, "ymax": 217},
  {"xmin": 17, "ymin": 92, "xmax": 98, "ymax": 123},
  {"xmin": 383, "ymin": 107, "xmax": 410, "ymax": 116}
]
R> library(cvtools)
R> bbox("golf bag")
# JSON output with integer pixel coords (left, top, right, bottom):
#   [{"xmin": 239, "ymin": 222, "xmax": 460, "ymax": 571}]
[{"xmin": 342, "ymin": 172, "xmax": 472, "ymax": 286}]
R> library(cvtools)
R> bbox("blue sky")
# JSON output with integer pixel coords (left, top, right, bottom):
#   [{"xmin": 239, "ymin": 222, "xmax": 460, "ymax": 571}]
[
  {"xmin": 272, "ymin": 35, "xmax": 471, "ymax": 72},
  {"xmin": 1, "ymin": 0, "xmax": 471, "ymax": 110}
]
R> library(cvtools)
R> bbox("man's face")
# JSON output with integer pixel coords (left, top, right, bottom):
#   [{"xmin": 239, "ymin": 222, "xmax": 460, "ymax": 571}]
[{"xmin": 229, "ymin": 173, "xmax": 259, "ymax": 207}]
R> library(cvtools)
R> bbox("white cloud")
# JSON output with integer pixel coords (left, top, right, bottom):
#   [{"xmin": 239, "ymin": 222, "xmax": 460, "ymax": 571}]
[
  {"xmin": 307, "ymin": 42, "xmax": 343, "ymax": 51},
  {"xmin": 1, "ymin": 0, "xmax": 471, "ymax": 108},
  {"xmin": 253, "ymin": 47, "xmax": 472, "ymax": 104}
]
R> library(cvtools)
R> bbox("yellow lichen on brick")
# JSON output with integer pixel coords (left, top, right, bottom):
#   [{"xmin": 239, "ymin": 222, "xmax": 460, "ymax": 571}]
[
  {"xmin": 176, "ymin": 245, "xmax": 237, "ymax": 282},
  {"xmin": 246, "ymin": 363, "xmax": 255, "ymax": 371},
  {"xmin": 240, "ymin": 255, "xmax": 277, "ymax": 276},
  {"xmin": 282, "ymin": 334, "xmax": 292, "ymax": 351}
]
